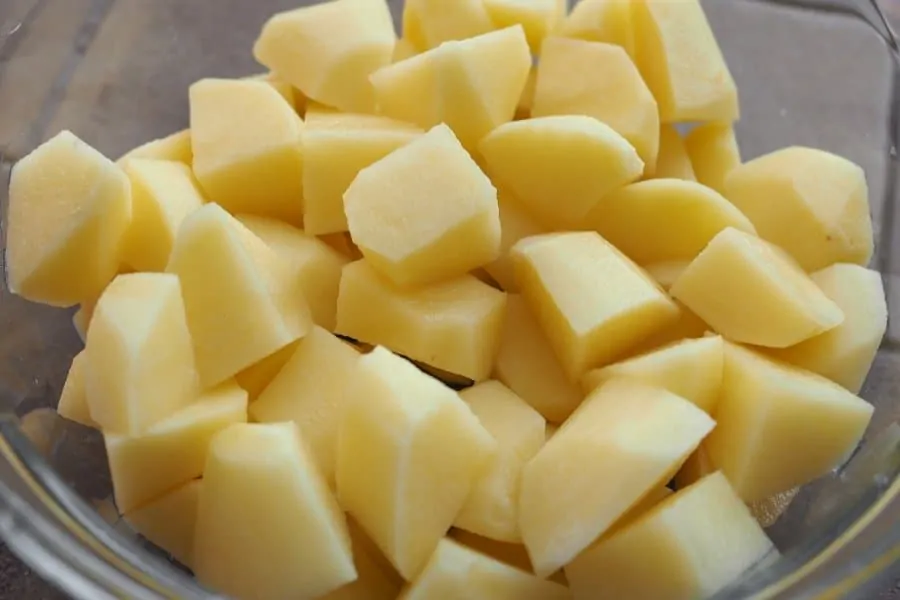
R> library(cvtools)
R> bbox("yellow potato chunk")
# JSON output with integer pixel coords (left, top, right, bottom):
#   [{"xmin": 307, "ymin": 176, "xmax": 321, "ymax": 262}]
[
  {"xmin": 253, "ymin": 0, "xmax": 396, "ymax": 113},
  {"xmin": 670, "ymin": 228, "xmax": 845, "ymax": 348},
  {"xmin": 724, "ymin": 146, "xmax": 873, "ymax": 271},
  {"xmin": 86, "ymin": 273, "xmax": 198, "ymax": 434},
  {"xmin": 632, "ymin": 0, "xmax": 739, "ymax": 122},
  {"xmin": 7, "ymin": 131, "xmax": 131, "ymax": 307},
  {"xmin": 189, "ymin": 78, "xmax": 303, "ymax": 225},
  {"xmin": 685, "ymin": 122, "xmax": 741, "ymax": 194},
  {"xmin": 483, "ymin": 191, "xmax": 547, "ymax": 292},
  {"xmin": 237, "ymin": 215, "xmax": 349, "ymax": 331},
  {"xmin": 323, "ymin": 520, "xmax": 404, "ymax": 600},
  {"xmin": 582, "ymin": 336, "xmax": 724, "ymax": 414},
  {"xmin": 336, "ymin": 261, "xmax": 507, "ymax": 382},
  {"xmin": 559, "ymin": 0, "xmax": 633, "ymax": 55},
  {"xmin": 393, "ymin": 38, "xmax": 420, "ymax": 62},
  {"xmin": 370, "ymin": 52, "xmax": 439, "ymax": 133},
  {"xmin": 769, "ymin": 264, "xmax": 887, "ymax": 393},
  {"xmin": 120, "ymin": 159, "xmax": 205, "ymax": 272},
  {"xmin": 644, "ymin": 260, "xmax": 690, "ymax": 291},
  {"xmin": 565, "ymin": 473, "xmax": 775, "ymax": 600},
  {"xmin": 403, "ymin": 539, "xmax": 571, "ymax": 600},
  {"xmin": 117, "ymin": 129, "xmax": 193, "ymax": 166},
  {"xmin": 484, "ymin": 0, "xmax": 559, "ymax": 53},
  {"xmin": 124, "ymin": 479, "xmax": 200, "ymax": 568},
  {"xmin": 454, "ymin": 381, "xmax": 546, "ymax": 543},
  {"xmin": 520, "ymin": 378, "xmax": 715, "ymax": 576},
  {"xmin": 480, "ymin": 115, "xmax": 644, "ymax": 229},
  {"xmin": 344, "ymin": 124, "xmax": 501, "ymax": 287},
  {"xmin": 337, "ymin": 346, "xmax": 497, "ymax": 579},
  {"xmin": 494, "ymin": 295, "xmax": 584, "ymax": 423},
  {"xmin": 105, "ymin": 381, "xmax": 248, "ymax": 513},
  {"xmin": 512, "ymin": 232, "xmax": 680, "ymax": 379},
  {"xmin": 57, "ymin": 351, "xmax": 97, "ymax": 428},
  {"xmin": 403, "ymin": 0, "xmax": 495, "ymax": 50},
  {"xmin": 194, "ymin": 422, "xmax": 356, "ymax": 600},
  {"xmin": 533, "ymin": 38, "xmax": 659, "ymax": 170},
  {"xmin": 651, "ymin": 124, "xmax": 696, "ymax": 180},
  {"xmin": 627, "ymin": 302, "xmax": 709, "ymax": 358},
  {"xmin": 245, "ymin": 71, "xmax": 305, "ymax": 113},
  {"xmin": 706, "ymin": 343, "xmax": 874, "ymax": 502},
  {"xmin": 234, "ymin": 341, "xmax": 299, "ymax": 401},
  {"xmin": 167, "ymin": 204, "xmax": 312, "ymax": 387}
]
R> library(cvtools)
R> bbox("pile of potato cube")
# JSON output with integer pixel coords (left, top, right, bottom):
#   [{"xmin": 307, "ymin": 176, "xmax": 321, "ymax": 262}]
[{"xmin": 5, "ymin": 0, "xmax": 886, "ymax": 598}]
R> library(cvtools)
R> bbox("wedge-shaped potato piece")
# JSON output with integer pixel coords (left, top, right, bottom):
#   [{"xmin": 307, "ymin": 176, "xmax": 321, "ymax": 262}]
[
  {"xmin": 189, "ymin": 78, "xmax": 303, "ymax": 225},
  {"xmin": 586, "ymin": 179, "xmax": 756, "ymax": 265},
  {"xmin": 336, "ymin": 261, "xmax": 506, "ymax": 381},
  {"xmin": 706, "ymin": 343, "xmax": 874, "ymax": 502},
  {"xmin": 484, "ymin": 192, "xmax": 547, "ymax": 292},
  {"xmin": 725, "ymin": 147, "xmax": 873, "ymax": 271},
  {"xmin": 167, "ymin": 204, "xmax": 312, "ymax": 387},
  {"xmin": 481, "ymin": 116, "xmax": 643, "ymax": 229},
  {"xmin": 520, "ymin": 378, "xmax": 715, "ymax": 576},
  {"xmin": 118, "ymin": 129, "xmax": 192, "ymax": 166},
  {"xmin": 566, "ymin": 473, "xmax": 774, "ymax": 600},
  {"xmin": 484, "ymin": 0, "xmax": 559, "ymax": 53},
  {"xmin": 246, "ymin": 71, "xmax": 306, "ymax": 113},
  {"xmin": 512, "ymin": 232, "xmax": 679, "ymax": 379},
  {"xmin": 455, "ymin": 382, "xmax": 546, "ymax": 543},
  {"xmin": 253, "ymin": 0, "xmax": 396, "ymax": 113},
  {"xmin": 7, "ymin": 131, "xmax": 131, "ymax": 307},
  {"xmin": 57, "ymin": 351, "xmax": 97, "ymax": 428},
  {"xmin": 582, "ymin": 336, "xmax": 724, "ymax": 414},
  {"xmin": 86, "ymin": 273, "xmax": 198, "ymax": 434},
  {"xmin": 685, "ymin": 122, "xmax": 741, "ymax": 194},
  {"xmin": 403, "ymin": 539, "xmax": 571, "ymax": 600},
  {"xmin": 323, "ymin": 520, "xmax": 404, "ymax": 600},
  {"xmin": 124, "ymin": 479, "xmax": 200, "ymax": 568},
  {"xmin": 632, "ymin": 0, "xmax": 739, "ymax": 122},
  {"xmin": 194, "ymin": 422, "xmax": 356, "ymax": 599},
  {"xmin": 370, "ymin": 52, "xmax": 440, "ymax": 132},
  {"xmin": 344, "ymin": 124, "xmax": 501, "ymax": 287},
  {"xmin": 337, "ymin": 347, "xmax": 497, "ymax": 579},
  {"xmin": 652, "ymin": 124, "xmax": 695, "ymax": 180},
  {"xmin": 533, "ymin": 38, "xmax": 659, "ymax": 170},
  {"xmin": 494, "ymin": 295, "xmax": 583, "ymax": 423},
  {"xmin": 105, "ymin": 381, "xmax": 247, "ymax": 513},
  {"xmin": 238, "ymin": 215, "xmax": 348, "ymax": 331},
  {"xmin": 403, "ymin": 0, "xmax": 495, "ymax": 50},
  {"xmin": 234, "ymin": 341, "xmax": 299, "ymax": 401},
  {"xmin": 560, "ymin": 0, "xmax": 633, "ymax": 55},
  {"xmin": 769, "ymin": 264, "xmax": 887, "ymax": 393},
  {"xmin": 671, "ymin": 228, "xmax": 844, "ymax": 348}
]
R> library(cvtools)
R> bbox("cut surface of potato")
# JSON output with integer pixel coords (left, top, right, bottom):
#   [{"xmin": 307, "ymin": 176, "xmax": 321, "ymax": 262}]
[
  {"xmin": 626, "ymin": 301, "xmax": 709, "ymax": 358},
  {"xmin": 234, "ymin": 340, "xmax": 299, "ymax": 401},
  {"xmin": 685, "ymin": 122, "xmax": 741, "ymax": 194},
  {"xmin": 559, "ymin": 0, "xmax": 633, "ymax": 55},
  {"xmin": 403, "ymin": 0, "xmax": 495, "ymax": 50},
  {"xmin": 117, "ymin": 129, "xmax": 193, "ymax": 166},
  {"xmin": 245, "ymin": 71, "xmax": 304, "ymax": 112},
  {"xmin": 337, "ymin": 347, "xmax": 497, "ymax": 580},
  {"xmin": 124, "ymin": 479, "xmax": 200, "ymax": 568},
  {"xmin": 7, "ymin": 130, "xmax": 131, "ymax": 307},
  {"xmin": 670, "ymin": 227, "xmax": 844, "ymax": 348},
  {"xmin": 652, "ymin": 124, "xmax": 696, "ymax": 180},
  {"xmin": 57, "ymin": 351, "xmax": 97, "ymax": 428},
  {"xmin": 484, "ymin": 0, "xmax": 559, "ymax": 53},
  {"xmin": 644, "ymin": 260, "xmax": 690, "ymax": 291},
  {"xmin": 483, "ymin": 191, "xmax": 547, "ymax": 292},
  {"xmin": 322, "ymin": 520, "xmax": 404, "ymax": 600},
  {"xmin": 674, "ymin": 444, "xmax": 715, "ymax": 490}
]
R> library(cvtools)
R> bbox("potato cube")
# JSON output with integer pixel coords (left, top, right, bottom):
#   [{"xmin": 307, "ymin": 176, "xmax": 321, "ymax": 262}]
[
  {"xmin": 585, "ymin": 179, "xmax": 756, "ymax": 265},
  {"xmin": 724, "ymin": 146, "xmax": 873, "ymax": 271},
  {"xmin": 57, "ymin": 351, "xmax": 97, "ymax": 428},
  {"xmin": 685, "ymin": 122, "xmax": 741, "ymax": 194},
  {"xmin": 105, "ymin": 381, "xmax": 247, "ymax": 513},
  {"xmin": 194, "ymin": 422, "xmax": 356, "ymax": 599},
  {"xmin": 480, "ymin": 115, "xmax": 643, "ymax": 229},
  {"xmin": 632, "ymin": 0, "xmax": 739, "ymax": 122},
  {"xmin": 484, "ymin": 0, "xmax": 559, "ymax": 53},
  {"xmin": 117, "ymin": 129, "xmax": 192, "ymax": 166},
  {"xmin": 370, "ymin": 52, "xmax": 440, "ymax": 133},
  {"xmin": 234, "ymin": 341, "xmax": 299, "ymax": 401},
  {"xmin": 124, "ymin": 479, "xmax": 200, "ymax": 568},
  {"xmin": 403, "ymin": 0, "xmax": 495, "ymax": 50},
  {"xmin": 519, "ymin": 378, "xmax": 715, "ymax": 576},
  {"xmin": 512, "ymin": 232, "xmax": 680, "ymax": 379},
  {"xmin": 565, "ymin": 473, "xmax": 774, "ymax": 600},
  {"xmin": 336, "ymin": 261, "xmax": 506, "ymax": 382},
  {"xmin": 189, "ymin": 78, "xmax": 303, "ymax": 225},
  {"xmin": 484, "ymin": 191, "xmax": 547, "ymax": 292},
  {"xmin": 671, "ymin": 228, "xmax": 844, "ymax": 348},
  {"xmin": 651, "ymin": 124, "xmax": 696, "ymax": 180},
  {"xmin": 323, "ymin": 520, "xmax": 404, "ymax": 600},
  {"xmin": 7, "ymin": 131, "xmax": 131, "ymax": 307},
  {"xmin": 559, "ymin": 0, "xmax": 634, "ymax": 55}
]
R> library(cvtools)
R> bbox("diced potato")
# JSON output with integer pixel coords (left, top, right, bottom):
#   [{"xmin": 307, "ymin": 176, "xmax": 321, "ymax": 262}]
[
  {"xmin": 484, "ymin": 0, "xmax": 559, "ymax": 53},
  {"xmin": 644, "ymin": 260, "xmax": 690, "ymax": 291},
  {"xmin": 565, "ymin": 473, "xmax": 774, "ymax": 600},
  {"xmin": 451, "ymin": 530, "xmax": 534, "ymax": 573},
  {"xmin": 250, "ymin": 327, "xmax": 361, "ymax": 486},
  {"xmin": 321, "ymin": 232, "xmax": 364, "ymax": 260},
  {"xmin": 86, "ymin": 273, "xmax": 198, "ymax": 434},
  {"xmin": 336, "ymin": 347, "xmax": 497, "ymax": 579},
  {"xmin": 369, "ymin": 52, "xmax": 439, "ymax": 133},
  {"xmin": 403, "ymin": 0, "xmax": 495, "ymax": 50},
  {"xmin": 245, "ymin": 71, "xmax": 304, "ymax": 113},
  {"xmin": 105, "ymin": 381, "xmax": 248, "ymax": 513},
  {"xmin": 632, "ymin": 0, "xmax": 739, "ymax": 122},
  {"xmin": 585, "ymin": 179, "xmax": 756, "ymax": 265},
  {"xmin": 234, "ymin": 341, "xmax": 299, "ymax": 401},
  {"xmin": 651, "ymin": 125, "xmax": 696, "ymax": 180},
  {"xmin": 769, "ymin": 264, "xmax": 887, "ymax": 393},
  {"xmin": 519, "ymin": 378, "xmax": 714, "ymax": 576},
  {"xmin": 480, "ymin": 115, "xmax": 643, "ymax": 229},
  {"xmin": 335, "ymin": 261, "xmax": 507, "ymax": 382},
  {"xmin": 705, "ymin": 343, "xmax": 874, "ymax": 502},
  {"xmin": 189, "ymin": 78, "xmax": 303, "ymax": 225},
  {"xmin": 533, "ymin": 38, "xmax": 659, "ymax": 170},
  {"xmin": 582, "ymin": 336, "xmax": 724, "ymax": 414},
  {"xmin": 455, "ymin": 381, "xmax": 546, "ymax": 543},
  {"xmin": 402, "ymin": 539, "xmax": 571, "ymax": 599},
  {"xmin": 484, "ymin": 191, "xmax": 547, "ymax": 292},
  {"xmin": 512, "ymin": 232, "xmax": 680, "ymax": 379},
  {"xmin": 393, "ymin": 38, "xmax": 420, "ymax": 62},
  {"xmin": 685, "ymin": 122, "xmax": 741, "ymax": 194},
  {"xmin": 515, "ymin": 68, "xmax": 538, "ymax": 120},
  {"xmin": 120, "ymin": 159, "xmax": 205, "ymax": 272},
  {"xmin": 194, "ymin": 422, "xmax": 356, "ymax": 599},
  {"xmin": 344, "ymin": 124, "xmax": 501, "ymax": 287},
  {"xmin": 559, "ymin": 0, "xmax": 633, "ymax": 55},
  {"xmin": 6, "ymin": 131, "xmax": 131, "ymax": 307},
  {"xmin": 322, "ymin": 520, "xmax": 404, "ymax": 600},
  {"xmin": 494, "ymin": 295, "xmax": 584, "ymax": 423},
  {"xmin": 237, "ymin": 215, "xmax": 349, "ymax": 331},
  {"xmin": 253, "ymin": 0, "xmax": 396, "ymax": 113},
  {"xmin": 117, "ymin": 129, "xmax": 193, "ymax": 166},
  {"xmin": 670, "ymin": 227, "xmax": 845, "ymax": 348},
  {"xmin": 57, "ymin": 351, "xmax": 97, "ymax": 428},
  {"xmin": 724, "ymin": 146, "xmax": 873, "ymax": 271},
  {"xmin": 627, "ymin": 302, "xmax": 709, "ymax": 357},
  {"xmin": 166, "ymin": 204, "xmax": 312, "ymax": 387},
  {"xmin": 124, "ymin": 479, "xmax": 200, "ymax": 568}
]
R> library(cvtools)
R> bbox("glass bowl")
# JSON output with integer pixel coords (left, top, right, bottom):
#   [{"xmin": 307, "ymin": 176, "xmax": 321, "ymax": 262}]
[{"xmin": 1, "ymin": 0, "xmax": 900, "ymax": 598}]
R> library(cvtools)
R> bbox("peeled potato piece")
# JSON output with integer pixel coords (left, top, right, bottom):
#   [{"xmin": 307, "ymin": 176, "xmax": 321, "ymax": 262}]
[
  {"xmin": 483, "ymin": 191, "xmax": 547, "ymax": 292},
  {"xmin": 484, "ymin": 0, "xmax": 560, "ymax": 53},
  {"xmin": 559, "ymin": 0, "xmax": 634, "ymax": 55},
  {"xmin": 117, "ymin": 129, "xmax": 192, "ymax": 167},
  {"xmin": 685, "ymin": 122, "xmax": 741, "ymax": 194},
  {"xmin": 402, "ymin": 0, "xmax": 494, "ymax": 50},
  {"xmin": 124, "ymin": 479, "xmax": 201, "ymax": 568},
  {"xmin": 651, "ymin": 124, "xmax": 696, "ymax": 181},
  {"xmin": 57, "ymin": 351, "xmax": 97, "ymax": 429}
]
